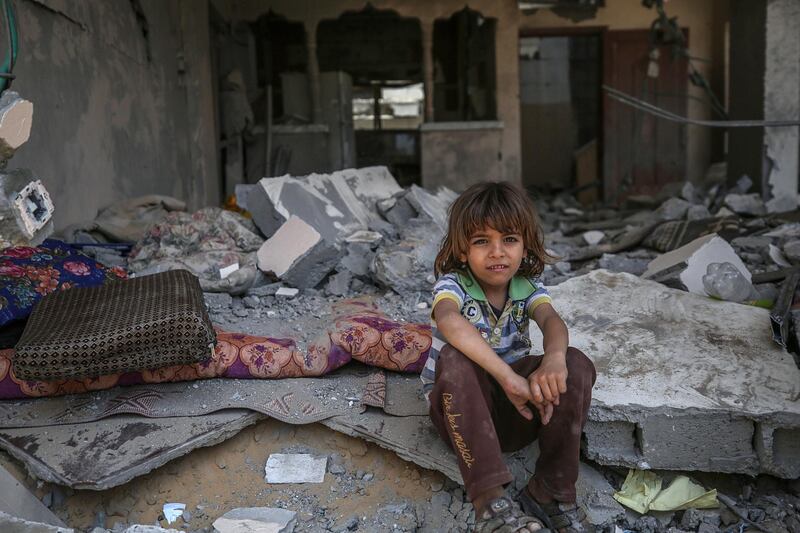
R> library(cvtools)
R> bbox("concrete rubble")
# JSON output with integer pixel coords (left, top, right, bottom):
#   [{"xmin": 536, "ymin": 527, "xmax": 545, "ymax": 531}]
[{"xmin": 213, "ymin": 507, "xmax": 297, "ymax": 533}]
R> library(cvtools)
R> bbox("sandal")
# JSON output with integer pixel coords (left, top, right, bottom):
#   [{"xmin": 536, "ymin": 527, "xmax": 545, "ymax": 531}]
[
  {"xmin": 516, "ymin": 488, "xmax": 594, "ymax": 533},
  {"xmin": 474, "ymin": 495, "xmax": 551, "ymax": 533}
]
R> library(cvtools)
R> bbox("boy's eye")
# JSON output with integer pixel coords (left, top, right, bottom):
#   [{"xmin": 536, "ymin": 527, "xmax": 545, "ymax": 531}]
[
  {"xmin": 471, "ymin": 238, "xmax": 488, "ymax": 245},
  {"xmin": 504, "ymin": 236, "xmax": 520, "ymax": 243}
]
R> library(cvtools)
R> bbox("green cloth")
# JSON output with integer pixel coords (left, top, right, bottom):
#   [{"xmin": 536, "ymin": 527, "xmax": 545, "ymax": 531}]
[{"xmin": 613, "ymin": 470, "xmax": 719, "ymax": 514}]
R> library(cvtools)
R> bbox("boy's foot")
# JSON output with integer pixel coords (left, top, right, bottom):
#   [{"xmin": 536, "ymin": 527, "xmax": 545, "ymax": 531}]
[
  {"xmin": 474, "ymin": 495, "xmax": 549, "ymax": 533},
  {"xmin": 516, "ymin": 487, "xmax": 594, "ymax": 533}
]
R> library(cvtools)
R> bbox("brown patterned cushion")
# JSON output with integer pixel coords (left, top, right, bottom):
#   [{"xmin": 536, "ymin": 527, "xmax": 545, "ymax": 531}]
[{"xmin": 13, "ymin": 270, "xmax": 216, "ymax": 381}]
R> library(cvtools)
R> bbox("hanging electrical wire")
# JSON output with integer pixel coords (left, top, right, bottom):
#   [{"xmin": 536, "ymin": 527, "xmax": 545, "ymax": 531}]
[
  {"xmin": 0, "ymin": 0, "xmax": 18, "ymax": 92},
  {"xmin": 604, "ymin": 85, "xmax": 800, "ymax": 128},
  {"xmin": 642, "ymin": 0, "xmax": 728, "ymax": 119}
]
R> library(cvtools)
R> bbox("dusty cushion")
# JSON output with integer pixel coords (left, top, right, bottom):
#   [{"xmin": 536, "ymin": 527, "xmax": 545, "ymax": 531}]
[{"xmin": 12, "ymin": 270, "xmax": 215, "ymax": 381}]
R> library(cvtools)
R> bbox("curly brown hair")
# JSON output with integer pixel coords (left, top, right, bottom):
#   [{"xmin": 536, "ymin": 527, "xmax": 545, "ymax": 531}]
[{"xmin": 434, "ymin": 181, "xmax": 555, "ymax": 278}]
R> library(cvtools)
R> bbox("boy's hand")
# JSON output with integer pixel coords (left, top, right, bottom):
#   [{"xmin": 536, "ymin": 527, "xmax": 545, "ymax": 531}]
[
  {"xmin": 533, "ymin": 400, "xmax": 554, "ymax": 425},
  {"xmin": 499, "ymin": 372, "xmax": 535, "ymax": 420},
  {"xmin": 529, "ymin": 356, "xmax": 568, "ymax": 406}
]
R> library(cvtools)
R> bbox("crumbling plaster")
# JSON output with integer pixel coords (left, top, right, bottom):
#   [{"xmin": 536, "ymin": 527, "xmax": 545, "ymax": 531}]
[
  {"xmin": 764, "ymin": 0, "xmax": 800, "ymax": 207},
  {"xmin": 520, "ymin": 0, "xmax": 728, "ymax": 186},
  {"xmin": 228, "ymin": 0, "xmax": 524, "ymax": 188},
  {"xmin": 10, "ymin": 0, "xmax": 216, "ymax": 230}
]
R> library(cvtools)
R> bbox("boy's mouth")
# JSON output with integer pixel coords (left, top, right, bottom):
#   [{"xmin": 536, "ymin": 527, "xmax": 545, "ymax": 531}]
[{"xmin": 487, "ymin": 265, "xmax": 508, "ymax": 272}]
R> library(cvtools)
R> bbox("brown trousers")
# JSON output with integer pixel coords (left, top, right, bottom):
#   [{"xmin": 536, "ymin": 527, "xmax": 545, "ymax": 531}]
[{"xmin": 429, "ymin": 345, "xmax": 596, "ymax": 503}]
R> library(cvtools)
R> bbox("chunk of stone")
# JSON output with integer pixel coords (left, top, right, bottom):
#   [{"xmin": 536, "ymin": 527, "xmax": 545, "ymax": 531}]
[
  {"xmin": 686, "ymin": 205, "xmax": 711, "ymax": 221},
  {"xmin": 257, "ymin": 215, "xmax": 340, "ymax": 289},
  {"xmin": 531, "ymin": 270, "xmax": 800, "ymax": 476},
  {"xmin": 275, "ymin": 287, "xmax": 299, "ymax": 298},
  {"xmin": 597, "ymin": 253, "xmax": 650, "ymax": 276},
  {"xmin": 264, "ymin": 454, "xmax": 326, "ymax": 484},
  {"xmin": 325, "ymin": 270, "xmax": 352, "ymax": 296},
  {"xmin": 0, "ymin": 92, "xmax": 33, "ymax": 160},
  {"xmin": 404, "ymin": 184, "xmax": 458, "ymax": 229},
  {"xmin": 655, "ymin": 197, "xmax": 692, "ymax": 221},
  {"xmin": 378, "ymin": 194, "xmax": 416, "ymax": 227},
  {"xmin": 247, "ymin": 167, "xmax": 401, "ymax": 243},
  {"xmin": 0, "ymin": 169, "xmax": 55, "ymax": 248},
  {"xmin": 642, "ymin": 233, "xmax": 751, "ymax": 297},
  {"xmin": 582, "ymin": 230, "xmax": 605, "ymax": 246},
  {"xmin": 724, "ymin": 193, "xmax": 766, "ymax": 216},
  {"xmin": 373, "ymin": 219, "xmax": 442, "ymax": 293},
  {"xmin": 783, "ymin": 240, "xmax": 800, "ymax": 264},
  {"xmin": 212, "ymin": 507, "xmax": 297, "ymax": 533},
  {"xmin": 339, "ymin": 242, "xmax": 374, "ymax": 277}
]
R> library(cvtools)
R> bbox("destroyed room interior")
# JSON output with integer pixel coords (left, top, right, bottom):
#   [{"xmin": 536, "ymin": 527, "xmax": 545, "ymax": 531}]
[{"xmin": 0, "ymin": 0, "xmax": 799, "ymax": 532}]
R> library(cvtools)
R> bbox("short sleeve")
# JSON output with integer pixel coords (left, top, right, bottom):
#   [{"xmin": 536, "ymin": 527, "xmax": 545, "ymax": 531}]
[
  {"xmin": 431, "ymin": 273, "xmax": 465, "ymax": 316},
  {"xmin": 525, "ymin": 281, "xmax": 552, "ymax": 317}
]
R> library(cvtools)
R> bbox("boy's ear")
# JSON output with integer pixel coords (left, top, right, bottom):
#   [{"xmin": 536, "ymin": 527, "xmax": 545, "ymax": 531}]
[{"xmin": 459, "ymin": 253, "xmax": 467, "ymax": 263}]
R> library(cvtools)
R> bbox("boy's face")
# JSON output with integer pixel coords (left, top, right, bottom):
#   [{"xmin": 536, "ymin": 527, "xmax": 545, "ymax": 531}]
[{"xmin": 460, "ymin": 226, "xmax": 525, "ymax": 294}]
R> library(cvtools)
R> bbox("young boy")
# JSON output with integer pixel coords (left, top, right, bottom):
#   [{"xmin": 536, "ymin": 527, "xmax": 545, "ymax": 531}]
[{"xmin": 422, "ymin": 182, "xmax": 596, "ymax": 533}]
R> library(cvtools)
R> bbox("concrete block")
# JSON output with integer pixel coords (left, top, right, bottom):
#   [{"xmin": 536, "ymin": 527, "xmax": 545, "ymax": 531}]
[
  {"xmin": 379, "ymin": 194, "xmax": 416, "ymax": 227},
  {"xmin": 248, "ymin": 167, "xmax": 401, "ymax": 244},
  {"xmin": 755, "ymin": 423, "xmax": 800, "ymax": 478},
  {"xmin": 264, "ymin": 453, "xmax": 326, "ymax": 483},
  {"xmin": 213, "ymin": 507, "xmax": 296, "ymax": 533},
  {"xmin": 0, "ymin": 169, "xmax": 55, "ymax": 248},
  {"xmin": 583, "ymin": 420, "xmax": 642, "ymax": 467},
  {"xmin": 638, "ymin": 414, "xmax": 758, "ymax": 473},
  {"xmin": 0, "ymin": 92, "xmax": 33, "ymax": 160},
  {"xmin": 642, "ymin": 233, "xmax": 751, "ymax": 297},
  {"xmin": 531, "ymin": 271, "xmax": 800, "ymax": 477},
  {"xmin": 257, "ymin": 215, "xmax": 340, "ymax": 289}
]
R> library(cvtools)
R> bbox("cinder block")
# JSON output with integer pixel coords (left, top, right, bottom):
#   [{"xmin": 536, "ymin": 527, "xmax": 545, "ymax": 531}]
[
  {"xmin": 639, "ymin": 414, "xmax": 758, "ymax": 474},
  {"xmin": 582, "ymin": 420, "xmax": 642, "ymax": 466},
  {"xmin": 755, "ymin": 423, "xmax": 800, "ymax": 478},
  {"xmin": 257, "ymin": 215, "xmax": 340, "ymax": 289}
]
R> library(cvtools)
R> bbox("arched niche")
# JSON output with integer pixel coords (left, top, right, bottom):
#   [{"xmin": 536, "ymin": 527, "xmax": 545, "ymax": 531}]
[
  {"xmin": 316, "ymin": 5, "xmax": 422, "ymax": 85},
  {"xmin": 433, "ymin": 7, "xmax": 497, "ymax": 121}
]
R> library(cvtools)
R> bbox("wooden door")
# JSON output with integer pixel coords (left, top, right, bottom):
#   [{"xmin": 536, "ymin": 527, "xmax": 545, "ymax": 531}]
[{"xmin": 603, "ymin": 29, "xmax": 688, "ymax": 204}]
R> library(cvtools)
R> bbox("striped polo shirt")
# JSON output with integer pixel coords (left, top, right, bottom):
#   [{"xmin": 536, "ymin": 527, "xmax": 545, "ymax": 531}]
[{"xmin": 420, "ymin": 269, "xmax": 552, "ymax": 397}]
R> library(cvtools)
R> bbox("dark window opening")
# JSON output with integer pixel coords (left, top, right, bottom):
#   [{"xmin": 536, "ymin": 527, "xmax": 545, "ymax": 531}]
[{"xmin": 433, "ymin": 8, "xmax": 497, "ymax": 122}]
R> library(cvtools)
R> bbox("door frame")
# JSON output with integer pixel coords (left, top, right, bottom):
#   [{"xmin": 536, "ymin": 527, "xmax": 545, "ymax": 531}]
[{"xmin": 518, "ymin": 26, "xmax": 607, "ymax": 200}]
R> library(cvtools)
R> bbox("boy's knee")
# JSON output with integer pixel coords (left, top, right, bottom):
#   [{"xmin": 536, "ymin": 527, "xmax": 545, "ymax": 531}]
[
  {"xmin": 435, "ymin": 345, "xmax": 478, "ymax": 386},
  {"xmin": 565, "ymin": 347, "xmax": 596, "ymax": 385}
]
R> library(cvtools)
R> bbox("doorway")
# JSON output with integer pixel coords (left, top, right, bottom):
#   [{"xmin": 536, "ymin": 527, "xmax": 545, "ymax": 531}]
[{"xmin": 519, "ymin": 30, "xmax": 602, "ymax": 202}]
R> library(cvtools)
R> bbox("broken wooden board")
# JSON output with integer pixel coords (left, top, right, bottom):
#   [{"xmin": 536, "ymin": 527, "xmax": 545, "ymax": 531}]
[{"xmin": 0, "ymin": 410, "xmax": 262, "ymax": 490}]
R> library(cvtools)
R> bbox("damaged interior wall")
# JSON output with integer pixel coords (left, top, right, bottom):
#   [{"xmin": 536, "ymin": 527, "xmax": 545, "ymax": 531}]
[
  {"xmin": 228, "ymin": 0, "xmax": 524, "ymax": 190},
  {"xmin": 520, "ymin": 0, "xmax": 729, "ymax": 191},
  {"xmin": 10, "ymin": 0, "xmax": 219, "ymax": 230}
]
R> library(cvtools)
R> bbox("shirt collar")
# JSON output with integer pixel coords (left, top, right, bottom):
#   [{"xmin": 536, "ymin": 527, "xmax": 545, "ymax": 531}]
[{"xmin": 456, "ymin": 269, "xmax": 538, "ymax": 302}]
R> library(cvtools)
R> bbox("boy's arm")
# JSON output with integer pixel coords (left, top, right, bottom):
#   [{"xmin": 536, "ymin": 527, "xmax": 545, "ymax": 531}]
[
  {"xmin": 530, "ymin": 302, "xmax": 570, "ymax": 406},
  {"xmin": 434, "ymin": 299, "xmax": 535, "ymax": 420}
]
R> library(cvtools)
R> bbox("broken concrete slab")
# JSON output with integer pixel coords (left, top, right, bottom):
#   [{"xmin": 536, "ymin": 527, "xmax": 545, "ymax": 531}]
[
  {"xmin": 724, "ymin": 193, "xmax": 767, "ymax": 216},
  {"xmin": 532, "ymin": 270, "xmax": 800, "ymax": 477},
  {"xmin": 0, "ymin": 465, "xmax": 68, "ymax": 528},
  {"xmin": 256, "ymin": 215, "xmax": 340, "ymax": 289},
  {"xmin": 0, "ymin": 511, "xmax": 72, "ymax": 533},
  {"xmin": 0, "ymin": 92, "xmax": 33, "ymax": 161},
  {"xmin": 264, "ymin": 454, "xmax": 326, "ymax": 483},
  {"xmin": 247, "ymin": 167, "xmax": 401, "ymax": 243},
  {"xmin": 642, "ymin": 233, "xmax": 751, "ymax": 297},
  {"xmin": 378, "ymin": 193, "xmax": 416, "ymax": 227},
  {"xmin": 0, "ymin": 411, "xmax": 263, "ymax": 490},
  {"xmin": 404, "ymin": 185, "xmax": 458, "ymax": 230},
  {"xmin": 0, "ymin": 169, "xmax": 55, "ymax": 248},
  {"xmin": 213, "ymin": 507, "xmax": 296, "ymax": 533},
  {"xmin": 372, "ymin": 218, "xmax": 443, "ymax": 293}
]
